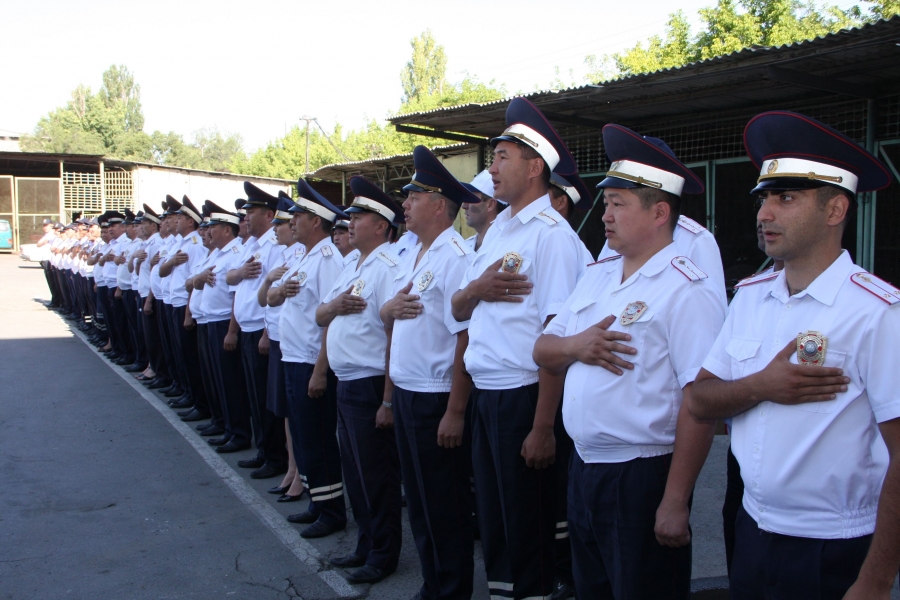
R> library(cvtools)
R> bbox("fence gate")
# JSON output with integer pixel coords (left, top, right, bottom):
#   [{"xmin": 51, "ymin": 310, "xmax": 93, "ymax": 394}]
[{"xmin": 15, "ymin": 177, "xmax": 62, "ymax": 249}]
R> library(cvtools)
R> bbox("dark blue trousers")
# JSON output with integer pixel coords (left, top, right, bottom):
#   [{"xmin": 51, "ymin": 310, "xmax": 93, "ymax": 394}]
[
  {"xmin": 107, "ymin": 287, "xmax": 131, "ymax": 359},
  {"xmin": 123, "ymin": 289, "xmax": 146, "ymax": 365},
  {"xmin": 470, "ymin": 383, "xmax": 556, "ymax": 600},
  {"xmin": 337, "ymin": 376, "xmax": 402, "ymax": 572},
  {"xmin": 568, "ymin": 453, "xmax": 691, "ymax": 600},
  {"xmin": 142, "ymin": 296, "xmax": 166, "ymax": 379},
  {"xmin": 169, "ymin": 305, "xmax": 207, "ymax": 412},
  {"xmin": 283, "ymin": 361, "xmax": 345, "ymax": 527},
  {"xmin": 394, "ymin": 387, "xmax": 473, "ymax": 600},
  {"xmin": 94, "ymin": 285, "xmax": 110, "ymax": 341},
  {"xmin": 730, "ymin": 505, "xmax": 872, "ymax": 600},
  {"xmin": 266, "ymin": 340, "xmax": 289, "ymax": 418},
  {"xmin": 722, "ymin": 444, "xmax": 744, "ymax": 577},
  {"xmin": 159, "ymin": 303, "xmax": 179, "ymax": 388},
  {"xmin": 240, "ymin": 329, "xmax": 287, "ymax": 468},
  {"xmin": 207, "ymin": 320, "xmax": 251, "ymax": 444},
  {"xmin": 195, "ymin": 324, "xmax": 219, "ymax": 422}
]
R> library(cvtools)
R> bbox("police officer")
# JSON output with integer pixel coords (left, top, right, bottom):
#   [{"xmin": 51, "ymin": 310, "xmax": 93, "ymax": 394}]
[
  {"xmin": 331, "ymin": 216, "xmax": 357, "ymax": 263},
  {"xmin": 461, "ymin": 170, "xmax": 507, "ymax": 252},
  {"xmin": 381, "ymin": 146, "xmax": 479, "ymax": 599},
  {"xmin": 135, "ymin": 205, "xmax": 164, "ymax": 384},
  {"xmin": 153, "ymin": 198, "xmax": 182, "ymax": 396},
  {"xmin": 226, "ymin": 183, "xmax": 288, "ymax": 477},
  {"xmin": 315, "ymin": 175, "xmax": 404, "ymax": 584},
  {"xmin": 534, "ymin": 123, "xmax": 726, "ymax": 599},
  {"xmin": 691, "ymin": 111, "xmax": 900, "ymax": 600},
  {"xmin": 118, "ymin": 209, "xmax": 146, "ymax": 372},
  {"xmin": 100, "ymin": 212, "xmax": 131, "ymax": 364},
  {"xmin": 450, "ymin": 97, "xmax": 586, "ymax": 600},
  {"xmin": 267, "ymin": 178, "xmax": 348, "ymax": 538}
]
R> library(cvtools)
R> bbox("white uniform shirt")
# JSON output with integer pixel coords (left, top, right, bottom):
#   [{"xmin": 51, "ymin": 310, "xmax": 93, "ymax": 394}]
[
  {"xmin": 598, "ymin": 216, "xmax": 726, "ymax": 308},
  {"xmin": 389, "ymin": 227, "xmax": 474, "ymax": 393},
  {"xmin": 464, "ymin": 234, "xmax": 478, "ymax": 253},
  {"xmin": 138, "ymin": 233, "xmax": 161, "ymax": 298},
  {"xmin": 546, "ymin": 243, "xmax": 725, "ymax": 463},
  {"xmin": 102, "ymin": 234, "xmax": 124, "ymax": 286},
  {"xmin": 232, "ymin": 227, "xmax": 280, "ymax": 333},
  {"xmin": 168, "ymin": 231, "xmax": 206, "ymax": 308},
  {"xmin": 325, "ymin": 242, "xmax": 399, "ymax": 381},
  {"xmin": 116, "ymin": 236, "xmax": 138, "ymax": 290},
  {"xmin": 152, "ymin": 235, "xmax": 175, "ymax": 303},
  {"xmin": 342, "ymin": 248, "xmax": 360, "ymax": 267},
  {"xmin": 278, "ymin": 238, "xmax": 343, "ymax": 364},
  {"xmin": 392, "ymin": 231, "xmax": 419, "ymax": 259},
  {"xmin": 702, "ymin": 250, "xmax": 900, "ymax": 539},
  {"xmin": 266, "ymin": 243, "xmax": 304, "ymax": 342},
  {"xmin": 36, "ymin": 232, "xmax": 55, "ymax": 261},
  {"xmin": 93, "ymin": 241, "xmax": 108, "ymax": 286},
  {"xmin": 459, "ymin": 194, "xmax": 586, "ymax": 389},
  {"xmin": 188, "ymin": 248, "xmax": 214, "ymax": 325},
  {"xmin": 200, "ymin": 237, "xmax": 244, "ymax": 322}
]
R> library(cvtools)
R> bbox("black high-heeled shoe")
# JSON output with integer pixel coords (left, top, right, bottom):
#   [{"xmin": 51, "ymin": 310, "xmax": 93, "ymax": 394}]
[{"xmin": 267, "ymin": 484, "xmax": 290, "ymax": 495}]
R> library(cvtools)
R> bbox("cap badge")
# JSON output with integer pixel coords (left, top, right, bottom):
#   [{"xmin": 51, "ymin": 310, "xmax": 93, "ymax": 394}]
[
  {"xmin": 768, "ymin": 160, "xmax": 778, "ymax": 174},
  {"xmin": 291, "ymin": 271, "xmax": 308, "ymax": 286},
  {"xmin": 797, "ymin": 331, "xmax": 827, "ymax": 366},
  {"xmin": 418, "ymin": 270, "xmax": 434, "ymax": 292},
  {"xmin": 351, "ymin": 279, "xmax": 366, "ymax": 297},
  {"xmin": 501, "ymin": 252, "xmax": 523, "ymax": 274},
  {"xmin": 620, "ymin": 301, "xmax": 648, "ymax": 326}
]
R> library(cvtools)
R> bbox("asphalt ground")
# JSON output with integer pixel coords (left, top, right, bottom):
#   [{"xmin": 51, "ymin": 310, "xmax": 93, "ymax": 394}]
[{"xmin": 2, "ymin": 255, "xmax": 896, "ymax": 599}]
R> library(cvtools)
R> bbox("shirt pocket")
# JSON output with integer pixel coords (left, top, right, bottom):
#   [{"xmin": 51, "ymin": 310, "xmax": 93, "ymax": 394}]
[
  {"xmin": 725, "ymin": 337, "xmax": 762, "ymax": 379},
  {"xmin": 791, "ymin": 349, "xmax": 847, "ymax": 414}
]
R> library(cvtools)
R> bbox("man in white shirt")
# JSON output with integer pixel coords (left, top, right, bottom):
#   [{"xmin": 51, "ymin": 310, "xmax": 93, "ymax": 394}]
[
  {"xmin": 315, "ymin": 176, "xmax": 404, "ymax": 585},
  {"xmin": 691, "ymin": 111, "xmax": 900, "ymax": 600},
  {"xmin": 534, "ymin": 124, "xmax": 726, "ymax": 599},
  {"xmin": 268, "ymin": 179, "xmax": 348, "ymax": 539},
  {"xmin": 225, "ymin": 183, "xmax": 288, "ymax": 477},
  {"xmin": 450, "ymin": 97, "xmax": 586, "ymax": 600},
  {"xmin": 381, "ymin": 146, "xmax": 478, "ymax": 599},
  {"xmin": 461, "ymin": 169, "xmax": 507, "ymax": 252},
  {"xmin": 37, "ymin": 219, "xmax": 61, "ymax": 307},
  {"xmin": 100, "ymin": 212, "xmax": 131, "ymax": 364}
]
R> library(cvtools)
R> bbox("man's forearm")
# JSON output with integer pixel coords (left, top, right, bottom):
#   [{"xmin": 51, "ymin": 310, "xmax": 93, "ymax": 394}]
[
  {"xmin": 267, "ymin": 285, "xmax": 287, "ymax": 307},
  {"xmin": 663, "ymin": 386, "xmax": 717, "ymax": 505},
  {"xmin": 447, "ymin": 330, "xmax": 472, "ymax": 415},
  {"xmin": 257, "ymin": 279, "xmax": 272, "ymax": 308},
  {"xmin": 533, "ymin": 333, "xmax": 577, "ymax": 376},
  {"xmin": 690, "ymin": 370, "xmax": 762, "ymax": 420},
  {"xmin": 450, "ymin": 287, "xmax": 478, "ymax": 323},
  {"xmin": 533, "ymin": 368, "xmax": 564, "ymax": 430},
  {"xmin": 225, "ymin": 268, "xmax": 243, "ymax": 286},
  {"xmin": 158, "ymin": 259, "xmax": 175, "ymax": 277}
]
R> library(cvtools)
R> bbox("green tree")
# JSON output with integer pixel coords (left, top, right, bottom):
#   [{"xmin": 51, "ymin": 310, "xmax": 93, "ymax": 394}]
[
  {"xmin": 864, "ymin": 0, "xmax": 900, "ymax": 18},
  {"xmin": 401, "ymin": 30, "xmax": 448, "ymax": 105}
]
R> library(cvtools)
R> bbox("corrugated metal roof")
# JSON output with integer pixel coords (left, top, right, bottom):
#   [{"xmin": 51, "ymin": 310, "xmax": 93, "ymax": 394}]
[{"xmin": 310, "ymin": 142, "xmax": 475, "ymax": 181}]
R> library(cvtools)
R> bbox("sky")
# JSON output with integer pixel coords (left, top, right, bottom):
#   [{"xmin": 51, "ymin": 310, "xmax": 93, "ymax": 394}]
[{"xmin": 1, "ymin": 0, "xmax": 864, "ymax": 152}]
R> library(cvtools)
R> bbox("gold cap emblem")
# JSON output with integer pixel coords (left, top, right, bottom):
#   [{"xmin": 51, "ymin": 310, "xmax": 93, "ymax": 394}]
[{"xmin": 767, "ymin": 160, "xmax": 778, "ymax": 174}]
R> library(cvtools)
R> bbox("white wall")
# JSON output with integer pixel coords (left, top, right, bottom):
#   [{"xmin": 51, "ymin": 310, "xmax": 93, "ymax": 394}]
[{"xmin": 131, "ymin": 166, "xmax": 290, "ymax": 211}]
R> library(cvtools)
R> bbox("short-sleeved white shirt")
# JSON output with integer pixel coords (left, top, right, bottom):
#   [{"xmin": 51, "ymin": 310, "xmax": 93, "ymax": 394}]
[
  {"xmin": 459, "ymin": 194, "xmax": 586, "ymax": 390},
  {"xmin": 598, "ymin": 216, "xmax": 726, "ymax": 308},
  {"xmin": 93, "ymin": 241, "xmax": 108, "ymax": 286},
  {"xmin": 325, "ymin": 242, "xmax": 399, "ymax": 381},
  {"xmin": 137, "ymin": 233, "xmax": 161, "ymax": 298},
  {"xmin": 232, "ymin": 227, "xmax": 280, "ymax": 333},
  {"xmin": 101, "ymin": 234, "xmax": 123, "ymax": 285},
  {"xmin": 389, "ymin": 227, "xmax": 474, "ymax": 393},
  {"xmin": 168, "ymin": 230, "xmax": 206, "ymax": 308},
  {"xmin": 200, "ymin": 237, "xmax": 244, "ymax": 322},
  {"xmin": 116, "ymin": 236, "xmax": 139, "ymax": 290},
  {"xmin": 153, "ymin": 235, "xmax": 177, "ymax": 303},
  {"xmin": 278, "ymin": 238, "xmax": 343, "ymax": 364},
  {"xmin": 392, "ymin": 231, "xmax": 419, "ymax": 259},
  {"xmin": 342, "ymin": 248, "xmax": 360, "ymax": 267},
  {"xmin": 702, "ymin": 250, "xmax": 900, "ymax": 539},
  {"xmin": 545, "ymin": 243, "xmax": 725, "ymax": 463},
  {"xmin": 266, "ymin": 243, "xmax": 304, "ymax": 342},
  {"xmin": 188, "ymin": 248, "xmax": 214, "ymax": 324}
]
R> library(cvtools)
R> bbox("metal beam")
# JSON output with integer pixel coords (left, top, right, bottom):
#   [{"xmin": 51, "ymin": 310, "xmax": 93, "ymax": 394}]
[
  {"xmin": 766, "ymin": 66, "xmax": 877, "ymax": 99},
  {"xmin": 393, "ymin": 125, "xmax": 489, "ymax": 145},
  {"xmin": 540, "ymin": 111, "xmax": 607, "ymax": 130}
]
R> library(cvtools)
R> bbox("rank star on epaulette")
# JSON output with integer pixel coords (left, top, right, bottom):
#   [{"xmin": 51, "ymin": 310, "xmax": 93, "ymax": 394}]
[
  {"xmin": 620, "ymin": 301, "xmax": 648, "ymax": 325},
  {"xmin": 418, "ymin": 270, "xmax": 434, "ymax": 292},
  {"xmin": 377, "ymin": 252, "xmax": 398, "ymax": 266},
  {"xmin": 231, "ymin": 246, "xmax": 239, "ymax": 254},
  {"xmin": 321, "ymin": 246, "xmax": 333, "ymax": 257}
]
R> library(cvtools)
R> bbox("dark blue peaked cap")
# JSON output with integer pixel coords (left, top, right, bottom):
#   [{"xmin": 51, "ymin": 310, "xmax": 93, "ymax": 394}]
[
  {"xmin": 349, "ymin": 176, "xmax": 405, "ymax": 227},
  {"xmin": 550, "ymin": 172, "xmax": 595, "ymax": 211},
  {"xmin": 242, "ymin": 182, "xmax": 279, "ymax": 211},
  {"xmin": 403, "ymin": 146, "xmax": 481, "ymax": 206},
  {"xmin": 178, "ymin": 195, "xmax": 203, "ymax": 224},
  {"xmin": 290, "ymin": 178, "xmax": 347, "ymax": 222},
  {"xmin": 744, "ymin": 111, "xmax": 891, "ymax": 195},
  {"xmin": 598, "ymin": 124, "xmax": 704, "ymax": 196},
  {"xmin": 123, "ymin": 208, "xmax": 136, "ymax": 224},
  {"xmin": 204, "ymin": 200, "xmax": 239, "ymax": 226},
  {"xmin": 272, "ymin": 192, "xmax": 295, "ymax": 223},
  {"xmin": 491, "ymin": 97, "xmax": 577, "ymax": 175}
]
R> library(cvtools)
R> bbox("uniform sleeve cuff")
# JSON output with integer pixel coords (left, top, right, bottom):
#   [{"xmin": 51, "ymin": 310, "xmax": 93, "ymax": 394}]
[{"xmin": 701, "ymin": 357, "xmax": 731, "ymax": 381}]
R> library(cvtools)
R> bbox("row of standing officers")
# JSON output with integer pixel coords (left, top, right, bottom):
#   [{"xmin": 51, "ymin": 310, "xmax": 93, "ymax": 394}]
[{"xmin": 39, "ymin": 97, "xmax": 900, "ymax": 600}]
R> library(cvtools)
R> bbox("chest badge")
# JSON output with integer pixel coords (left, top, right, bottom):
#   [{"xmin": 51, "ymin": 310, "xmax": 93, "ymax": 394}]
[
  {"xmin": 501, "ymin": 252, "xmax": 523, "ymax": 274},
  {"xmin": 252, "ymin": 251, "xmax": 262, "ymax": 261},
  {"xmin": 417, "ymin": 270, "xmax": 434, "ymax": 292},
  {"xmin": 351, "ymin": 279, "xmax": 366, "ymax": 296},
  {"xmin": 797, "ymin": 331, "xmax": 827, "ymax": 366},
  {"xmin": 620, "ymin": 301, "xmax": 648, "ymax": 325},
  {"xmin": 291, "ymin": 271, "xmax": 307, "ymax": 286}
]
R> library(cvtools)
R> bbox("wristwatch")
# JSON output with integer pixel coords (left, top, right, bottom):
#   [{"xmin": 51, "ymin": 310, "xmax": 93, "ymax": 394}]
[{"xmin": 382, "ymin": 401, "xmax": 392, "ymax": 409}]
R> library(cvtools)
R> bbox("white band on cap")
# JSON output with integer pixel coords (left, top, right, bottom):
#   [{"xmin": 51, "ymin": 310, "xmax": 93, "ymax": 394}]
[
  {"xmin": 273, "ymin": 210, "xmax": 292, "ymax": 221},
  {"xmin": 352, "ymin": 197, "xmax": 396, "ymax": 223},
  {"xmin": 296, "ymin": 197, "xmax": 338, "ymax": 222},
  {"xmin": 758, "ymin": 158, "xmax": 858, "ymax": 193},
  {"xmin": 144, "ymin": 214, "xmax": 161, "ymax": 224},
  {"xmin": 550, "ymin": 179, "xmax": 582, "ymax": 204},
  {"xmin": 500, "ymin": 123, "xmax": 560, "ymax": 171},
  {"xmin": 180, "ymin": 205, "xmax": 202, "ymax": 223},
  {"xmin": 210, "ymin": 212, "xmax": 240, "ymax": 225},
  {"xmin": 607, "ymin": 160, "xmax": 685, "ymax": 196}
]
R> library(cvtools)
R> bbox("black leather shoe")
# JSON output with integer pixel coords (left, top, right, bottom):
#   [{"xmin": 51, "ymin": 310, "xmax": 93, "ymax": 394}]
[
  {"xmin": 160, "ymin": 384, "xmax": 179, "ymax": 395},
  {"xmin": 215, "ymin": 440, "xmax": 251, "ymax": 454},
  {"xmin": 250, "ymin": 464, "xmax": 286, "ymax": 479},
  {"xmin": 300, "ymin": 519, "xmax": 346, "ymax": 539},
  {"xmin": 124, "ymin": 363, "xmax": 146, "ymax": 373},
  {"xmin": 180, "ymin": 409, "xmax": 210, "ymax": 422},
  {"xmin": 171, "ymin": 400, "xmax": 193, "ymax": 411},
  {"xmin": 199, "ymin": 425, "xmax": 224, "ymax": 437},
  {"xmin": 277, "ymin": 493, "xmax": 305, "ymax": 503},
  {"xmin": 268, "ymin": 484, "xmax": 290, "ymax": 495},
  {"xmin": 167, "ymin": 394, "xmax": 189, "ymax": 406},
  {"xmin": 237, "ymin": 457, "xmax": 265, "ymax": 469},
  {"xmin": 286, "ymin": 509, "xmax": 319, "ymax": 524},
  {"xmin": 114, "ymin": 357, "xmax": 133, "ymax": 366},
  {"xmin": 164, "ymin": 387, "xmax": 184, "ymax": 398},
  {"xmin": 147, "ymin": 378, "xmax": 172, "ymax": 390},
  {"xmin": 329, "ymin": 554, "xmax": 365, "ymax": 568},
  {"xmin": 551, "ymin": 581, "xmax": 575, "ymax": 600},
  {"xmin": 346, "ymin": 564, "xmax": 391, "ymax": 584},
  {"xmin": 196, "ymin": 420, "xmax": 216, "ymax": 430},
  {"xmin": 175, "ymin": 406, "xmax": 195, "ymax": 417},
  {"xmin": 207, "ymin": 435, "xmax": 231, "ymax": 447}
]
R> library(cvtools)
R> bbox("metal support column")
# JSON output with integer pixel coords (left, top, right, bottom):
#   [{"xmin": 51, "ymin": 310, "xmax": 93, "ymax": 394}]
[{"xmin": 859, "ymin": 99, "xmax": 877, "ymax": 271}]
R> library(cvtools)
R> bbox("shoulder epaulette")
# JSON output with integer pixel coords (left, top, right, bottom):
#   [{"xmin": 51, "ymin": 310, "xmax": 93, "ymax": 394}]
[
  {"xmin": 450, "ymin": 237, "xmax": 471, "ymax": 256},
  {"xmin": 587, "ymin": 254, "xmax": 622, "ymax": 267},
  {"xmin": 677, "ymin": 215, "xmax": 706, "ymax": 234},
  {"xmin": 376, "ymin": 251, "xmax": 399, "ymax": 267},
  {"xmin": 734, "ymin": 268, "xmax": 779, "ymax": 289},
  {"xmin": 535, "ymin": 211, "xmax": 560, "ymax": 226},
  {"xmin": 851, "ymin": 271, "xmax": 900, "ymax": 305},
  {"xmin": 191, "ymin": 236, "xmax": 198, "ymax": 244},
  {"xmin": 671, "ymin": 256, "xmax": 708, "ymax": 281},
  {"xmin": 321, "ymin": 245, "xmax": 333, "ymax": 257}
]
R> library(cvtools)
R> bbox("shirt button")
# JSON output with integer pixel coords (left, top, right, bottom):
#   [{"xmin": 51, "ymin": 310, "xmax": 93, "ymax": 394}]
[
  {"xmin": 754, "ymin": 446, "xmax": 760, "ymax": 453},
  {"xmin": 785, "ymin": 305, "xmax": 791, "ymax": 309},
  {"xmin": 752, "ymin": 481, "xmax": 758, "ymax": 488},
  {"xmin": 760, "ymin": 410, "xmax": 766, "ymax": 416},
  {"xmin": 611, "ymin": 292, "xmax": 617, "ymax": 297}
]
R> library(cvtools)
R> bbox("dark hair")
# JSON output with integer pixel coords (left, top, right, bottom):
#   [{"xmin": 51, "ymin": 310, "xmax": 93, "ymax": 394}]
[
  {"xmin": 519, "ymin": 144, "xmax": 552, "ymax": 187},
  {"xmin": 227, "ymin": 223, "xmax": 239, "ymax": 237},
  {"xmin": 631, "ymin": 186, "xmax": 680, "ymax": 231},
  {"xmin": 319, "ymin": 215, "xmax": 333, "ymax": 234},
  {"xmin": 817, "ymin": 184, "xmax": 856, "ymax": 207}
]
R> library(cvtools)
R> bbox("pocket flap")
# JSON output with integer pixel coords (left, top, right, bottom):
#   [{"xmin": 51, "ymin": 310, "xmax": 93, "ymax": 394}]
[{"xmin": 725, "ymin": 338, "xmax": 762, "ymax": 361}]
